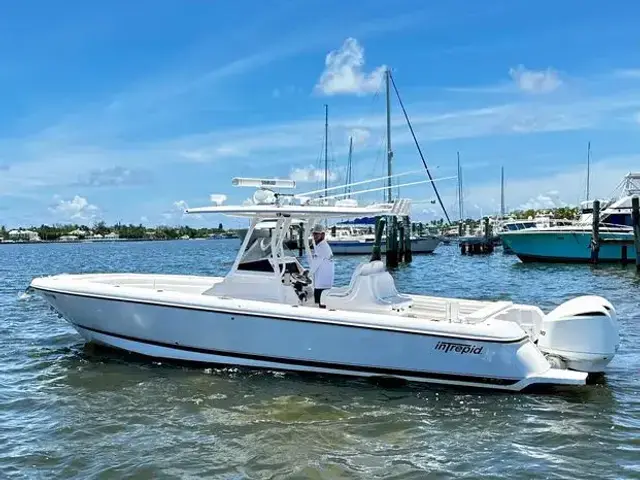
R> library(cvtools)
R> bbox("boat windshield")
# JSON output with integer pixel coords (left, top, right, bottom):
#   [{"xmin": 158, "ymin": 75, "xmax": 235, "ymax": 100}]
[{"xmin": 237, "ymin": 225, "xmax": 300, "ymax": 274}]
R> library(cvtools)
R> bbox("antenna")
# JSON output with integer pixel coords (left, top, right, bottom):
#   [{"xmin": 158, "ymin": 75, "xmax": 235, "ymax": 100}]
[{"xmin": 232, "ymin": 178, "xmax": 296, "ymax": 189}]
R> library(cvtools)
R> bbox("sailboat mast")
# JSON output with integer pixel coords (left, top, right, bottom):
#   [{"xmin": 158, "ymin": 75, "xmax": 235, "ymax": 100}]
[
  {"xmin": 500, "ymin": 166, "xmax": 505, "ymax": 217},
  {"xmin": 324, "ymin": 104, "xmax": 329, "ymax": 198},
  {"xmin": 385, "ymin": 69, "xmax": 393, "ymax": 203},
  {"xmin": 457, "ymin": 152, "xmax": 463, "ymax": 221},
  {"xmin": 586, "ymin": 141, "xmax": 591, "ymax": 200},
  {"xmin": 346, "ymin": 136, "xmax": 353, "ymax": 197}
]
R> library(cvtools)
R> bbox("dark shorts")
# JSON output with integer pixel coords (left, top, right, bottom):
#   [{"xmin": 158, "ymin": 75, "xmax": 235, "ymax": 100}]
[{"xmin": 314, "ymin": 288, "xmax": 327, "ymax": 306}]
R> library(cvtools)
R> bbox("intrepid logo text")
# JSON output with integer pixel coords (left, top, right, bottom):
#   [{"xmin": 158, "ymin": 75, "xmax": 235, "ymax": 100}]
[{"xmin": 434, "ymin": 341, "xmax": 484, "ymax": 355}]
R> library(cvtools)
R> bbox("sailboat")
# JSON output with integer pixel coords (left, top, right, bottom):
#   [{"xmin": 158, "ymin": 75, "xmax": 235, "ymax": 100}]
[{"xmin": 322, "ymin": 73, "xmax": 442, "ymax": 255}]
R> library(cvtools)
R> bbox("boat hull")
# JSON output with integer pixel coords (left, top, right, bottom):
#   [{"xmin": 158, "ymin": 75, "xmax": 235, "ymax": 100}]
[
  {"xmin": 32, "ymin": 284, "xmax": 586, "ymax": 391},
  {"xmin": 329, "ymin": 237, "xmax": 441, "ymax": 255},
  {"xmin": 501, "ymin": 231, "xmax": 636, "ymax": 263}
]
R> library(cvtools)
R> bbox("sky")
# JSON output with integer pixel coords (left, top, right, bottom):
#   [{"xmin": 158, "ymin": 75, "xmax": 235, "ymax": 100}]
[{"xmin": 1, "ymin": 0, "xmax": 640, "ymax": 228}]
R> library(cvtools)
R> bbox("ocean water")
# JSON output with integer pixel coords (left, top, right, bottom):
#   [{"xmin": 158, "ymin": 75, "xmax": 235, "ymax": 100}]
[{"xmin": 0, "ymin": 240, "xmax": 638, "ymax": 479}]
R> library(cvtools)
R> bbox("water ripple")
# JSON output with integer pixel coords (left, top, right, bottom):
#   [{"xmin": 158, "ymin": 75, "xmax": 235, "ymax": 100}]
[{"xmin": 0, "ymin": 241, "xmax": 638, "ymax": 479}]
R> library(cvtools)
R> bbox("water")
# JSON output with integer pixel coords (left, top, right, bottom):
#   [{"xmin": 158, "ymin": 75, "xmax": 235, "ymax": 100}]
[{"xmin": 1, "ymin": 240, "xmax": 638, "ymax": 479}]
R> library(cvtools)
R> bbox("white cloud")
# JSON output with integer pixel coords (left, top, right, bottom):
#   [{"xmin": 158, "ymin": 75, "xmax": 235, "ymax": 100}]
[
  {"xmin": 290, "ymin": 166, "xmax": 339, "ymax": 183},
  {"xmin": 49, "ymin": 195, "xmax": 100, "ymax": 221},
  {"xmin": 349, "ymin": 127, "xmax": 371, "ymax": 146},
  {"xmin": 173, "ymin": 200, "xmax": 188, "ymax": 211},
  {"xmin": 179, "ymin": 145, "xmax": 245, "ymax": 163},
  {"xmin": 509, "ymin": 65, "xmax": 562, "ymax": 94},
  {"xmin": 161, "ymin": 200, "xmax": 202, "ymax": 222},
  {"xmin": 209, "ymin": 194, "xmax": 227, "ymax": 205},
  {"xmin": 518, "ymin": 191, "xmax": 566, "ymax": 210},
  {"xmin": 75, "ymin": 166, "xmax": 152, "ymax": 187},
  {"xmin": 315, "ymin": 38, "xmax": 386, "ymax": 96}
]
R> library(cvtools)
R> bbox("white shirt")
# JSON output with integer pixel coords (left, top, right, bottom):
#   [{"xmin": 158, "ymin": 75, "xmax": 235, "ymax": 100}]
[{"xmin": 309, "ymin": 239, "xmax": 334, "ymax": 289}]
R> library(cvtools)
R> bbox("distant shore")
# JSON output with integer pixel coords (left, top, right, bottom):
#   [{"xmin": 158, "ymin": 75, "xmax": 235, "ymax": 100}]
[{"xmin": 0, "ymin": 236, "xmax": 239, "ymax": 245}]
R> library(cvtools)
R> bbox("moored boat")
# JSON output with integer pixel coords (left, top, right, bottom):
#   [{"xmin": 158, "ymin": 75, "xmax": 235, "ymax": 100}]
[{"xmin": 500, "ymin": 173, "xmax": 640, "ymax": 263}]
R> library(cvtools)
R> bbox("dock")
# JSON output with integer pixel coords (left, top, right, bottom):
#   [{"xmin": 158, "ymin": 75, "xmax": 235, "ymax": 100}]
[{"xmin": 459, "ymin": 217, "xmax": 495, "ymax": 255}]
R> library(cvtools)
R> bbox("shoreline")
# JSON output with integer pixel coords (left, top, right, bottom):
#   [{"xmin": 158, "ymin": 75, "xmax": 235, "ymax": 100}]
[{"xmin": 0, "ymin": 237, "xmax": 239, "ymax": 245}]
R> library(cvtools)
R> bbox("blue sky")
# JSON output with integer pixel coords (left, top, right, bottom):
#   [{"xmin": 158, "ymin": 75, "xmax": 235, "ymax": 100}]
[{"xmin": 1, "ymin": 0, "xmax": 640, "ymax": 228}]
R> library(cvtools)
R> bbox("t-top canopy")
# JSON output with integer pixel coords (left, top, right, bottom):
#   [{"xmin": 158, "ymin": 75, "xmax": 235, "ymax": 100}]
[{"xmin": 185, "ymin": 199, "xmax": 411, "ymax": 219}]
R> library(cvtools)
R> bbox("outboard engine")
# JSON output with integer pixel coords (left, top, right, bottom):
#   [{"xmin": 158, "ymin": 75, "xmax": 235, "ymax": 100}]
[{"xmin": 538, "ymin": 295, "xmax": 619, "ymax": 372}]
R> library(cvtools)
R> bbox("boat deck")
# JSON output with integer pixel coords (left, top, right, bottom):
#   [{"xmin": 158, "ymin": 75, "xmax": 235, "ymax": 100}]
[{"xmin": 30, "ymin": 272, "xmax": 538, "ymax": 343}]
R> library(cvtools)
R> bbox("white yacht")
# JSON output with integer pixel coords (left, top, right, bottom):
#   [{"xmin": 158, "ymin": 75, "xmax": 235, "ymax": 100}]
[
  {"xmin": 28, "ymin": 178, "xmax": 619, "ymax": 391},
  {"xmin": 500, "ymin": 173, "xmax": 639, "ymax": 263}
]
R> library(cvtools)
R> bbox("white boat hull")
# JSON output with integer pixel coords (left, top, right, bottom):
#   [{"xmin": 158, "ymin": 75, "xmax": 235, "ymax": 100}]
[
  {"xmin": 329, "ymin": 236, "xmax": 441, "ymax": 255},
  {"xmin": 30, "ymin": 274, "xmax": 591, "ymax": 392}
]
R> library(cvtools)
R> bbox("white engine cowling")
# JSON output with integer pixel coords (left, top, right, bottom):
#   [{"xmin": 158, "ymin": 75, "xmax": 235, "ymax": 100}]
[{"xmin": 538, "ymin": 295, "xmax": 619, "ymax": 372}]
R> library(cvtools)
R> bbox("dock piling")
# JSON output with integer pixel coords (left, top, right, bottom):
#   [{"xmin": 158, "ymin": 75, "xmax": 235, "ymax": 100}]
[
  {"xmin": 632, "ymin": 196, "xmax": 640, "ymax": 270},
  {"xmin": 397, "ymin": 220, "xmax": 405, "ymax": 263},
  {"xmin": 386, "ymin": 217, "xmax": 399, "ymax": 268},
  {"xmin": 404, "ymin": 216, "xmax": 413, "ymax": 263},
  {"xmin": 590, "ymin": 200, "xmax": 600, "ymax": 264},
  {"xmin": 371, "ymin": 217, "xmax": 385, "ymax": 262}
]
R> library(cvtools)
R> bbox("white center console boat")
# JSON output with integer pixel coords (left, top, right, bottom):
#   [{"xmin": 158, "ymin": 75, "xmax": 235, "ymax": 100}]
[{"xmin": 28, "ymin": 178, "xmax": 620, "ymax": 391}]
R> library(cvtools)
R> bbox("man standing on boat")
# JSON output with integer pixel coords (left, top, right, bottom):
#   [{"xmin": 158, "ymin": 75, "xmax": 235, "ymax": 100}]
[{"xmin": 310, "ymin": 224, "xmax": 334, "ymax": 308}]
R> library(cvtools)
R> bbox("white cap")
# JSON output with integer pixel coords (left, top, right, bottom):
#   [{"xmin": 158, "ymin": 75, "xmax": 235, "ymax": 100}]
[{"xmin": 312, "ymin": 224, "xmax": 326, "ymax": 234}]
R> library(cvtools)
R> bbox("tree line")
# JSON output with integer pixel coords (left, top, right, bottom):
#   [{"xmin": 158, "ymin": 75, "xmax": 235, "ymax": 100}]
[{"xmin": 0, "ymin": 222, "xmax": 234, "ymax": 241}]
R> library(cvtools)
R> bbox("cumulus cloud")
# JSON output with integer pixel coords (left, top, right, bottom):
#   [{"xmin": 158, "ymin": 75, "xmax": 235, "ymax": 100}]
[
  {"xmin": 314, "ymin": 38, "xmax": 386, "ymax": 96},
  {"xmin": 518, "ymin": 190, "xmax": 566, "ymax": 210},
  {"xmin": 509, "ymin": 65, "xmax": 562, "ymax": 94},
  {"xmin": 162, "ymin": 200, "xmax": 197, "ymax": 221},
  {"xmin": 49, "ymin": 195, "xmax": 100, "ymax": 221},
  {"xmin": 290, "ymin": 166, "xmax": 339, "ymax": 183}
]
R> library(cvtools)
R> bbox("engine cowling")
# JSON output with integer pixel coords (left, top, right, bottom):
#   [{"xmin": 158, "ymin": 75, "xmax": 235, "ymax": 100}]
[{"xmin": 538, "ymin": 295, "xmax": 619, "ymax": 372}]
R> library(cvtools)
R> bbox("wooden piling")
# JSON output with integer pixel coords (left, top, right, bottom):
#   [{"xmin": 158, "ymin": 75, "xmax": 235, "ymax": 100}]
[
  {"xmin": 398, "ymin": 221, "xmax": 405, "ymax": 263},
  {"xmin": 371, "ymin": 217, "xmax": 386, "ymax": 262},
  {"xmin": 632, "ymin": 196, "xmax": 640, "ymax": 270},
  {"xmin": 404, "ymin": 216, "xmax": 413, "ymax": 263},
  {"xmin": 590, "ymin": 200, "xmax": 600, "ymax": 264},
  {"xmin": 386, "ymin": 216, "xmax": 399, "ymax": 268}
]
